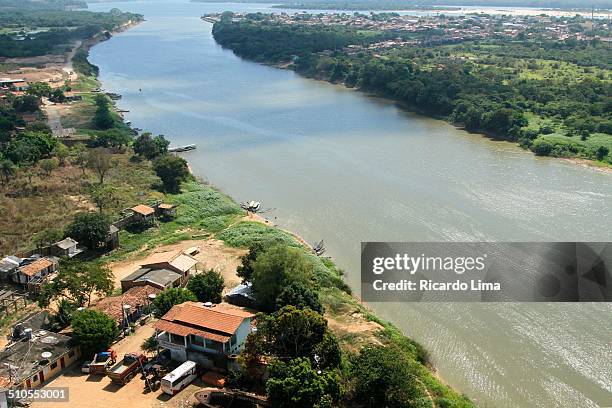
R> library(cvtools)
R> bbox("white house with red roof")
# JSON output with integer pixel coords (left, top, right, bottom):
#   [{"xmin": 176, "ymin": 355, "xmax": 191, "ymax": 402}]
[{"xmin": 154, "ymin": 301, "xmax": 254, "ymax": 368}]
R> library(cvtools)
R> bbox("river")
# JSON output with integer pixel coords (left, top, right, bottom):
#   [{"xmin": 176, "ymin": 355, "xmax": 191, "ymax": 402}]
[{"xmin": 88, "ymin": 1, "xmax": 612, "ymax": 407}]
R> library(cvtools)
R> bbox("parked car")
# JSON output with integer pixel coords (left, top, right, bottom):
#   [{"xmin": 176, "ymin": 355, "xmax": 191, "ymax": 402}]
[{"xmin": 81, "ymin": 361, "xmax": 92, "ymax": 374}]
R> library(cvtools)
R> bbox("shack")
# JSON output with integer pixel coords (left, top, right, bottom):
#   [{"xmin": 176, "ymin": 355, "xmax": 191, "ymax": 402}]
[
  {"xmin": 13, "ymin": 257, "xmax": 58, "ymax": 287},
  {"xmin": 131, "ymin": 204, "xmax": 156, "ymax": 224},
  {"xmin": 52, "ymin": 237, "xmax": 82, "ymax": 258},
  {"xmin": 0, "ymin": 256, "xmax": 21, "ymax": 281},
  {"xmin": 93, "ymin": 285, "xmax": 160, "ymax": 329},
  {"xmin": 120, "ymin": 268, "xmax": 183, "ymax": 292}
]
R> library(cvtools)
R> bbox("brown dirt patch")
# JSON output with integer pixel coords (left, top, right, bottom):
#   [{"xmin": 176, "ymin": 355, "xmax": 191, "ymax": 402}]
[
  {"xmin": 326, "ymin": 311, "xmax": 384, "ymax": 353},
  {"xmin": 108, "ymin": 239, "xmax": 247, "ymax": 291}
]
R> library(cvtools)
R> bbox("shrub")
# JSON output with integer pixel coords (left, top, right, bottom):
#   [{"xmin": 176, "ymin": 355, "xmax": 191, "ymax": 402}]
[
  {"xmin": 187, "ymin": 270, "xmax": 225, "ymax": 303},
  {"xmin": 71, "ymin": 309, "xmax": 118, "ymax": 357}
]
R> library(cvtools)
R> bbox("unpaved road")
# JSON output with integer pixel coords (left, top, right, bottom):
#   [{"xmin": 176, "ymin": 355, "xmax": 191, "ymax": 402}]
[{"xmin": 31, "ymin": 323, "xmax": 198, "ymax": 408}]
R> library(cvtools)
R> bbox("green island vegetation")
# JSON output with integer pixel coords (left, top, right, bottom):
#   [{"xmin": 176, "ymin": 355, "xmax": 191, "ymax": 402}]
[
  {"xmin": 212, "ymin": 13, "xmax": 611, "ymax": 165},
  {"xmin": 0, "ymin": 8, "xmax": 141, "ymax": 58}
]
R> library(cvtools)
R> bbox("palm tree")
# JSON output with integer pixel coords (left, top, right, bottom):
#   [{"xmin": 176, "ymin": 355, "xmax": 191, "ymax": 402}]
[{"xmin": 0, "ymin": 159, "xmax": 16, "ymax": 184}]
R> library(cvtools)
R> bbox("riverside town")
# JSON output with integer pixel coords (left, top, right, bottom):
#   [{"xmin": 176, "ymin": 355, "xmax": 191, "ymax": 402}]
[{"xmin": 0, "ymin": 1, "xmax": 610, "ymax": 408}]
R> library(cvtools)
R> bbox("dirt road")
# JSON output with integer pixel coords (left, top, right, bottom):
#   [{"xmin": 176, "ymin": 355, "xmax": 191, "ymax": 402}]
[{"xmin": 30, "ymin": 323, "xmax": 198, "ymax": 408}]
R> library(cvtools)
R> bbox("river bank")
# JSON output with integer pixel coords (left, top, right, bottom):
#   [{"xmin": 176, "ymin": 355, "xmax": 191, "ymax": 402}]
[
  {"xmin": 264, "ymin": 59, "xmax": 612, "ymax": 173},
  {"xmin": 211, "ymin": 15, "xmax": 611, "ymax": 171},
  {"xmin": 76, "ymin": 19, "xmax": 475, "ymax": 406},
  {"xmin": 86, "ymin": 5, "xmax": 612, "ymax": 406}
]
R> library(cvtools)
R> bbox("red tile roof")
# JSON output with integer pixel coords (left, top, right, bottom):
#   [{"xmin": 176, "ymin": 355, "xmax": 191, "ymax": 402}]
[
  {"xmin": 93, "ymin": 285, "xmax": 160, "ymax": 322},
  {"xmin": 131, "ymin": 204, "xmax": 155, "ymax": 216},
  {"xmin": 155, "ymin": 302, "xmax": 254, "ymax": 343},
  {"xmin": 20, "ymin": 258, "xmax": 53, "ymax": 277},
  {"xmin": 155, "ymin": 320, "xmax": 230, "ymax": 343}
]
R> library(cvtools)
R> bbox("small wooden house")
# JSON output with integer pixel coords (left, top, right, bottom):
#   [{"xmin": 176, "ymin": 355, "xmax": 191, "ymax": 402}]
[{"xmin": 131, "ymin": 204, "xmax": 156, "ymax": 223}]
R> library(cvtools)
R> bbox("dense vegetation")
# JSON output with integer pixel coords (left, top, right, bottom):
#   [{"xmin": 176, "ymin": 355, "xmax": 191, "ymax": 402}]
[
  {"xmin": 0, "ymin": 0, "xmax": 87, "ymax": 11},
  {"xmin": 213, "ymin": 17, "xmax": 611, "ymax": 163},
  {"xmin": 0, "ymin": 9, "xmax": 142, "ymax": 58}
]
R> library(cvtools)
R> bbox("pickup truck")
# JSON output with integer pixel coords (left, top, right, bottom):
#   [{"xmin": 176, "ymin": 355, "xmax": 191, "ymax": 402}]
[
  {"xmin": 107, "ymin": 353, "xmax": 148, "ymax": 385},
  {"xmin": 89, "ymin": 349, "xmax": 117, "ymax": 375}
]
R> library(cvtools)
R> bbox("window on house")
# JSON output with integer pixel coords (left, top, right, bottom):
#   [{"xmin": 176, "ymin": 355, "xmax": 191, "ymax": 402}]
[
  {"xmin": 191, "ymin": 335, "xmax": 204, "ymax": 347},
  {"xmin": 68, "ymin": 351, "xmax": 75, "ymax": 358},
  {"xmin": 50, "ymin": 361, "xmax": 58, "ymax": 369}
]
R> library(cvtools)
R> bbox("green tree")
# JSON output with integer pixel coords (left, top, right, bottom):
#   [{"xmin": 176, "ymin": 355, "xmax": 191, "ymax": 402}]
[
  {"xmin": 39, "ymin": 157, "xmax": 59, "ymax": 176},
  {"xmin": 152, "ymin": 287, "xmax": 197, "ymax": 317},
  {"xmin": 25, "ymin": 122, "xmax": 52, "ymax": 134},
  {"xmin": 256, "ymin": 306, "xmax": 327, "ymax": 359},
  {"xmin": 276, "ymin": 281, "xmax": 323, "ymax": 313},
  {"xmin": 65, "ymin": 212, "xmax": 111, "ymax": 249},
  {"xmin": 187, "ymin": 270, "xmax": 225, "ymax": 304},
  {"xmin": 26, "ymin": 82, "xmax": 52, "ymax": 97},
  {"xmin": 531, "ymin": 139, "xmax": 553, "ymax": 156},
  {"xmin": 87, "ymin": 147, "xmax": 114, "ymax": 184},
  {"xmin": 49, "ymin": 88, "xmax": 66, "ymax": 103},
  {"xmin": 53, "ymin": 143, "xmax": 70, "ymax": 166},
  {"xmin": 0, "ymin": 158, "xmax": 17, "ymax": 184},
  {"xmin": 70, "ymin": 143, "xmax": 89, "ymax": 174},
  {"xmin": 152, "ymin": 154, "xmax": 190, "ymax": 193},
  {"xmin": 349, "ymin": 345, "xmax": 429, "ymax": 407},
  {"xmin": 88, "ymin": 184, "xmax": 118, "ymax": 213},
  {"xmin": 236, "ymin": 241, "xmax": 266, "ymax": 284},
  {"xmin": 32, "ymin": 228, "xmax": 63, "ymax": 248},
  {"xmin": 93, "ymin": 94, "xmax": 115, "ymax": 130},
  {"xmin": 266, "ymin": 358, "xmax": 340, "ymax": 408},
  {"xmin": 252, "ymin": 245, "xmax": 314, "ymax": 311},
  {"xmin": 71, "ymin": 309, "xmax": 119, "ymax": 357},
  {"xmin": 13, "ymin": 95, "xmax": 39, "ymax": 113},
  {"xmin": 92, "ymin": 129, "xmax": 132, "ymax": 149},
  {"xmin": 48, "ymin": 299, "xmax": 78, "ymax": 332},
  {"xmin": 39, "ymin": 260, "xmax": 114, "ymax": 307},
  {"xmin": 5, "ymin": 131, "xmax": 57, "ymax": 164},
  {"xmin": 133, "ymin": 132, "xmax": 170, "ymax": 160},
  {"xmin": 595, "ymin": 146, "xmax": 609, "ymax": 161}
]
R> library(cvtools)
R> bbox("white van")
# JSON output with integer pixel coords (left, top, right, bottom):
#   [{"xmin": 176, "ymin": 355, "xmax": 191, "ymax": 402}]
[{"xmin": 161, "ymin": 360, "xmax": 198, "ymax": 395}]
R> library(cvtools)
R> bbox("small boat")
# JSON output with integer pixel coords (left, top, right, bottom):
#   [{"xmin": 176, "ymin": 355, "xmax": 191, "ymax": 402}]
[
  {"xmin": 168, "ymin": 144, "xmax": 196, "ymax": 153},
  {"xmin": 240, "ymin": 201, "xmax": 261, "ymax": 213}
]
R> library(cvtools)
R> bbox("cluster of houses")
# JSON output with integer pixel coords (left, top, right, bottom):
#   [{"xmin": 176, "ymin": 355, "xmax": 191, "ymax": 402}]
[
  {"xmin": 224, "ymin": 11, "xmax": 611, "ymax": 52},
  {"xmin": 0, "ymin": 77, "xmax": 29, "ymax": 98},
  {"xmin": 0, "ymin": 201, "xmax": 261, "ymax": 391}
]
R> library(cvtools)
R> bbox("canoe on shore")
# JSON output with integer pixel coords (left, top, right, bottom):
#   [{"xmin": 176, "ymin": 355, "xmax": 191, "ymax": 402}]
[{"xmin": 168, "ymin": 144, "xmax": 196, "ymax": 153}]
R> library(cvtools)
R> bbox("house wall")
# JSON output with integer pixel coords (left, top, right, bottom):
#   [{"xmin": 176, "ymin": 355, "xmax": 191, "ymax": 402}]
[
  {"xmin": 229, "ymin": 319, "xmax": 252, "ymax": 355},
  {"xmin": 20, "ymin": 347, "xmax": 81, "ymax": 389}
]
